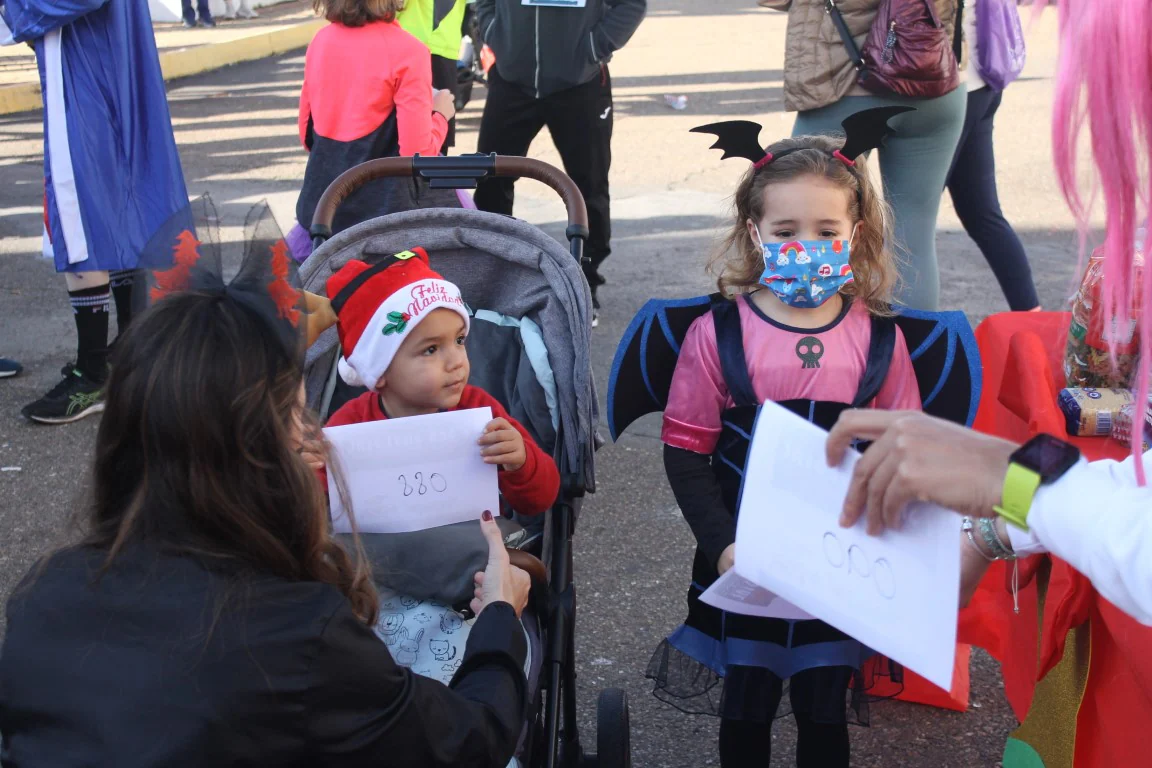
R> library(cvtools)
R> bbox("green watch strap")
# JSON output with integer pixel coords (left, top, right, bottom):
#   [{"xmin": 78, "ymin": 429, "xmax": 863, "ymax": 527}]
[{"xmin": 994, "ymin": 462, "xmax": 1042, "ymax": 531}]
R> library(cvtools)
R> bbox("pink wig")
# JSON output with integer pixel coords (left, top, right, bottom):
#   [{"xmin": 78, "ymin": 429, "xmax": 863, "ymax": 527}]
[{"xmin": 1050, "ymin": 0, "xmax": 1152, "ymax": 480}]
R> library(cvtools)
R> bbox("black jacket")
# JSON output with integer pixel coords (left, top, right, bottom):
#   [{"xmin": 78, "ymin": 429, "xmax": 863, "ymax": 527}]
[
  {"xmin": 0, "ymin": 546, "xmax": 527, "ymax": 767},
  {"xmin": 475, "ymin": 0, "xmax": 646, "ymax": 98}
]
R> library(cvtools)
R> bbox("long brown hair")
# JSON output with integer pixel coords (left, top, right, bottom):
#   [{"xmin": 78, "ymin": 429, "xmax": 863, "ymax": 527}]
[
  {"xmin": 313, "ymin": 0, "xmax": 402, "ymax": 26},
  {"xmin": 710, "ymin": 134, "xmax": 899, "ymax": 315},
  {"xmin": 84, "ymin": 290, "xmax": 378, "ymax": 624}
]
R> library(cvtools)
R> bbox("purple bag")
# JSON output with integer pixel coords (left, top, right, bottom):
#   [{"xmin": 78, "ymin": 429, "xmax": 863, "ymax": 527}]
[{"xmin": 975, "ymin": 0, "xmax": 1026, "ymax": 91}]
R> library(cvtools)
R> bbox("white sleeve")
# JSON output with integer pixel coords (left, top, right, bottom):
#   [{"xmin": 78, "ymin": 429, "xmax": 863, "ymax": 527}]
[{"xmin": 1008, "ymin": 451, "xmax": 1152, "ymax": 625}]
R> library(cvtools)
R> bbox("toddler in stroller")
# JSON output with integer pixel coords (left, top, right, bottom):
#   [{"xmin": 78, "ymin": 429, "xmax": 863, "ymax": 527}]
[
  {"xmin": 301, "ymin": 155, "xmax": 629, "ymax": 767},
  {"xmin": 311, "ymin": 246, "xmax": 559, "ymax": 688}
]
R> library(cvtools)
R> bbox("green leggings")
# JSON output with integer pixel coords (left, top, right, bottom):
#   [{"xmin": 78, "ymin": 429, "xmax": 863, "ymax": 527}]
[{"xmin": 793, "ymin": 88, "xmax": 967, "ymax": 311}]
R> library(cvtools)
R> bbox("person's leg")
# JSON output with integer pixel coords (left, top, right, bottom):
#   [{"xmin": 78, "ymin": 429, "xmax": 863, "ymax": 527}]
[
  {"xmin": 64, "ymin": 271, "xmax": 111, "ymax": 378},
  {"xmin": 180, "ymin": 0, "xmax": 196, "ymax": 25},
  {"xmin": 22, "ymin": 271, "xmax": 110, "ymax": 424},
  {"xmin": 788, "ymin": 666, "xmax": 852, "ymax": 768},
  {"xmin": 945, "ymin": 88, "xmax": 983, "ymax": 187},
  {"xmin": 946, "ymin": 89, "xmax": 1040, "ymax": 311},
  {"xmin": 793, "ymin": 89, "xmax": 968, "ymax": 310},
  {"xmin": 430, "ymin": 54, "xmax": 460, "ymax": 151},
  {"xmin": 876, "ymin": 88, "xmax": 967, "ymax": 310},
  {"xmin": 109, "ymin": 269, "xmax": 147, "ymax": 338},
  {"xmin": 543, "ymin": 66, "xmax": 613, "ymax": 297},
  {"xmin": 718, "ymin": 718, "xmax": 770, "ymax": 768},
  {"xmin": 197, "ymin": 0, "xmax": 215, "ymax": 25},
  {"xmin": 473, "ymin": 68, "xmax": 546, "ymax": 217},
  {"xmin": 719, "ymin": 670, "xmax": 784, "ymax": 768}
]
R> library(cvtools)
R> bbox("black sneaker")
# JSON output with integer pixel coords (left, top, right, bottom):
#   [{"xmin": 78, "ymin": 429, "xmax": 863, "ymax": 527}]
[
  {"xmin": 0, "ymin": 358, "xmax": 21, "ymax": 379},
  {"xmin": 200, "ymin": 16, "xmax": 216, "ymax": 27},
  {"xmin": 21, "ymin": 365, "xmax": 105, "ymax": 424},
  {"xmin": 591, "ymin": 293, "xmax": 601, "ymax": 329},
  {"xmin": 182, "ymin": 18, "xmax": 197, "ymax": 27}
]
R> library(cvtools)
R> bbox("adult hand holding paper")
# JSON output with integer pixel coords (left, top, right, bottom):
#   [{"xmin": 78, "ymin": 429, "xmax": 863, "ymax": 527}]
[
  {"xmin": 732, "ymin": 401, "xmax": 961, "ymax": 690},
  {"xmin": 324, "ymin": 407, "xmax": 500, "ymax": 534}
]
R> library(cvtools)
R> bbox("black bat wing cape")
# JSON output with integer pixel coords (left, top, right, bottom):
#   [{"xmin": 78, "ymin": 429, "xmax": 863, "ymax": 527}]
[{"xmin": 606, "ymin": 295, "xmax": 982, "ymax": 440}]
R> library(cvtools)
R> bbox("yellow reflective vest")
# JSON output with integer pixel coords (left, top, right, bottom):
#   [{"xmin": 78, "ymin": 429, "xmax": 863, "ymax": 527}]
[{"xmin": 398, "ymin": 0, "xmax": 467, "ymax": 61}]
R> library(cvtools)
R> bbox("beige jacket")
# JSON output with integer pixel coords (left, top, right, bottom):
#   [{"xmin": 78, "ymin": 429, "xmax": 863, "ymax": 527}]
[{"xmin": 761, "ymin": 0, "xmax": 961, "ymax": 113}]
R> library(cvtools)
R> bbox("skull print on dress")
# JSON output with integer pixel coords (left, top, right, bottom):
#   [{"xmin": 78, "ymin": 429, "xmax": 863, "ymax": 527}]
[{"xmin": 795, "ymin": 336, "xmax": 825, "ymax": 369}]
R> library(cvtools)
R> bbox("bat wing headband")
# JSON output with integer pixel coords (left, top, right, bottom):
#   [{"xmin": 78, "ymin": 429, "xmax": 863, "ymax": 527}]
[{"xmin": 690, "ymin": 105, "xmax": 915, "ymax": 174}]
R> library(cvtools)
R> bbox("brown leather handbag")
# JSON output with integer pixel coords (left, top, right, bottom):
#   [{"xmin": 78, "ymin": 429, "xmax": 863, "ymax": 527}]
[{"xmin": 826, "ymin": 0, "xmax": 960, "ymax": 99}]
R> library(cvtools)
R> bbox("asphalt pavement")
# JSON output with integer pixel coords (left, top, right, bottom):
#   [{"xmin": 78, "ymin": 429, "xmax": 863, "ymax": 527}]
[{"xmin": 0, "ymin": 1, "xmax": 1083, "ymax": 765}]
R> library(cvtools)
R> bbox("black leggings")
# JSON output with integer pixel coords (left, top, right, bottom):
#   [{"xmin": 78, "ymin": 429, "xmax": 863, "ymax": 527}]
[
  {"xmin": 718, "ymin": 667, "xmax": 851, "ymax": 768},
  {"xmin": 945, "ymin": 87, "xmax": 1040, "ymax": 311}
]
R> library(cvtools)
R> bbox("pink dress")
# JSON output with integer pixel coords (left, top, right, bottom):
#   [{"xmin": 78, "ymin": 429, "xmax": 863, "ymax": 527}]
[{"xmin": 664, "ymin": 296, "xmax": 921, "ymax": 455}]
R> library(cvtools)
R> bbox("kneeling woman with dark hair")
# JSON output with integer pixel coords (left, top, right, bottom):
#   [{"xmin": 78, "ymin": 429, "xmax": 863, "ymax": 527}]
[{"xmin": 0, "ymin": 277, "xmax": 530, "ymax": 766}]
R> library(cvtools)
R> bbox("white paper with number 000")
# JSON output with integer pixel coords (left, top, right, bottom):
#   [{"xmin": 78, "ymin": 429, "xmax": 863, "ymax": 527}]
[
  {"xmin": 733, "ymin": 401, "xmax": 961, "ymax": 691},
  {"xmin": 324, "ymin": 407, "xmax": 499, "ymax": 534}
]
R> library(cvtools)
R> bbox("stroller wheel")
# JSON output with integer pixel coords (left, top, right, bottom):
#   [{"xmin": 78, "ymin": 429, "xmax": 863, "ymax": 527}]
[{"xmin": 593, "ymin": 688, "xmax": 631, "ymax": 768}]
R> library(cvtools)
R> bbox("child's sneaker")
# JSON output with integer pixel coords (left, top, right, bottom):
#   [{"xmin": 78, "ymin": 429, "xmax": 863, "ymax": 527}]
[{"xmin": 21, "ymin": 365, "xmax": 105, "ymax": 424}]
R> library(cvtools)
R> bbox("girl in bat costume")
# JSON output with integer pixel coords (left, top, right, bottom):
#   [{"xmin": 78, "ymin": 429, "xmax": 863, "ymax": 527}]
[{"xmin": 649, "ymin": 108, "xmax": 923, "ymax": 768}]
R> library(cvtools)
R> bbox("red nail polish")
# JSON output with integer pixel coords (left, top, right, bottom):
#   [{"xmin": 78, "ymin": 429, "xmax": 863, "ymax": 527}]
[{"xmin": 481, "ymin": 510, "xmax": 493, "ymax": 522}]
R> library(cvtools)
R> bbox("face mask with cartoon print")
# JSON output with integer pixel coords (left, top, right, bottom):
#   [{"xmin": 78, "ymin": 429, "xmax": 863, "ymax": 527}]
[{"xmin": 757, "ymin": 237, "xmax": 855, "ymax": 309}]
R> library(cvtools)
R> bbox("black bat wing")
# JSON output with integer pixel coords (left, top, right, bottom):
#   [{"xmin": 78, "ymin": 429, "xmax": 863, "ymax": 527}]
[
  {"xmin": 690, "ymin": 121, "xmax": 768, "ymax": 164},
  {"xmin": 839, "ymin": 106, "xmax": 916, "ymax": 161},
  {"xmin": 893, "ymin": 307, "xmax": 982, "ymax": 427},
  {"xmin": 607, "ymin": 294, "xmax": 717, "ymax": 440}
]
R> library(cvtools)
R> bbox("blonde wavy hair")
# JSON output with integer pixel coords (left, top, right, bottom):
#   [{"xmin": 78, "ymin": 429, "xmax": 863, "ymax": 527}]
[{"xmin": 709, "ymin": 134, "xmax": 899, "ymax": 316}]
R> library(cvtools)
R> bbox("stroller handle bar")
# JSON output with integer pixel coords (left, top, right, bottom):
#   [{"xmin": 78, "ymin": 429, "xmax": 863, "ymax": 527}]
[{"xmin": 309, "ymin": 154, "xmax": 591, "ymax": 247}]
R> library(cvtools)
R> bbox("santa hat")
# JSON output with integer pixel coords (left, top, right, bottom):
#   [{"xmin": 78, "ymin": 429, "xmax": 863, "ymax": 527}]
[{"xmin": 325, "ymin": 248, "xmax": 470, "ymax": 388}]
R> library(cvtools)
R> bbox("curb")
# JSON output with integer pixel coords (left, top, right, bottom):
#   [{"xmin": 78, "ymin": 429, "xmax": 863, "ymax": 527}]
[{"xmin": 0, "ymin": 19, "xmax": 323, "ymax": 116}]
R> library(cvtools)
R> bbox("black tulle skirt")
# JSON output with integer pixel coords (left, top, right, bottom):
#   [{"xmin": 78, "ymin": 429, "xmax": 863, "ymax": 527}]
[{"xmin": 646, "ymin": 633, "xmax": 903, "ymax": 725}]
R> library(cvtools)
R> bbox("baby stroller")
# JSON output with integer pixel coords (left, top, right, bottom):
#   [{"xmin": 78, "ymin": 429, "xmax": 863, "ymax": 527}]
[{"xmin": 301, "ymin": 155, "xmax": 628, "ymax": 768}]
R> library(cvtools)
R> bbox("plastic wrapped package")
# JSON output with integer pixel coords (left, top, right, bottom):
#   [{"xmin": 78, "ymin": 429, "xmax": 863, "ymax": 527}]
[
  {"xmin": 1111, "ymin": 400, "xmax": 1152, "ymax": 451},
  {"xmin": 1058, "ymin": 387, "xmax": 1134, "ymax": 437},
  {"xmin": 1064, "ymin": 239, "xmax": 1145, "ymax": 388}
]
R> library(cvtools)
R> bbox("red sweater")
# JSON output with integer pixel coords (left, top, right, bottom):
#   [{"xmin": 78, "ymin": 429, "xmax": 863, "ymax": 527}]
[{"xmin": 326, "ymin": 386, "xmax": 560, "ymax": 516}]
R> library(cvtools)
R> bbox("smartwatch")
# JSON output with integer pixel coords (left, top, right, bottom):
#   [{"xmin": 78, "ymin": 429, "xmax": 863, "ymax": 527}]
[{"xmin": 994, "ymin": 434, "xmax": 1081, "ymax": 530}]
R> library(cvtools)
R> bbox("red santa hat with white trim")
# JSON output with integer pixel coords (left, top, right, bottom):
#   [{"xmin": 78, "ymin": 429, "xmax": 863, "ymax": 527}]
[{"xmin": 325, "ymin": 248, "xmax": 470, "ymax": 388}]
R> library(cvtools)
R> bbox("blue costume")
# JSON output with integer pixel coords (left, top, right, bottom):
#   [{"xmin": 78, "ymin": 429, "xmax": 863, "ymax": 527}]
[{"xmin": 1, "ymin": 0, "xmax": 190, "ymax": 273}]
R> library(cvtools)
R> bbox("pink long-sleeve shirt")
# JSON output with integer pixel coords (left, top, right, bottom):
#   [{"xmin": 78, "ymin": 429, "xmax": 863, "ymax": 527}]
[{"xmin": 299, "ymin": 20, "xmax": 447, "ymax": 157}]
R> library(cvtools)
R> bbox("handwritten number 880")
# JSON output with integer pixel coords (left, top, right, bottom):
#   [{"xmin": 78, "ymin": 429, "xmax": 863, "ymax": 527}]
[{"xmin": 399, "ymin": 472, "xmax": 448, "ymax": 496}]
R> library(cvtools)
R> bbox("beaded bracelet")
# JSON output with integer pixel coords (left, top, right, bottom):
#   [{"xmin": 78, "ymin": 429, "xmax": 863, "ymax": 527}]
[
  {"xmin": 978, "ymin": 517, "xmax": 1017, "ymax": 561},
  {"xmin": 961, "ymin": 517, "xmax": 996, "ymax": 562}
]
